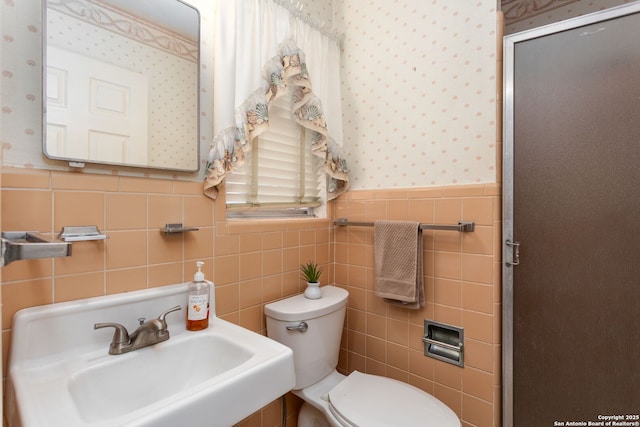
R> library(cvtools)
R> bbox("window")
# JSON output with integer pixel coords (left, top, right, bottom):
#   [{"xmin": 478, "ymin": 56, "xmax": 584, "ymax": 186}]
[
  {"xmin": 225, "ymin": 87, "xmax": 322, "ymax": 218},
  {"xmin": 205, "ymin": 40, "xmax": 349, "ymax": 204}
]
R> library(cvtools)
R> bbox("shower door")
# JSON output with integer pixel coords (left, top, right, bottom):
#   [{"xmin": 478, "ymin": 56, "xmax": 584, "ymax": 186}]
[{"xmin": 503, "ymin": 4, "xmax": 640, "ymax": 427}]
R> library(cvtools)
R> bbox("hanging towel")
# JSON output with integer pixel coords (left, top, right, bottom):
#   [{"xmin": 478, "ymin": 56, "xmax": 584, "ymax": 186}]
[{"xmin": 374, "ymin": 220, "xmax": 424, "ymax": 309}]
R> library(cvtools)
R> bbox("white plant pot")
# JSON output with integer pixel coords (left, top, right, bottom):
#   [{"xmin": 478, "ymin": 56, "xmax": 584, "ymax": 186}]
[{"xmin": 304, "ymin": 282, "xmax": 322, "ymax": 299}]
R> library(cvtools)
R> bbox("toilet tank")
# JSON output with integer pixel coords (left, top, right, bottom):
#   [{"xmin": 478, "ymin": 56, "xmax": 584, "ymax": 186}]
[{"xmin": 265, "ymin": 286, "xmax": 348, "ymax": 390}]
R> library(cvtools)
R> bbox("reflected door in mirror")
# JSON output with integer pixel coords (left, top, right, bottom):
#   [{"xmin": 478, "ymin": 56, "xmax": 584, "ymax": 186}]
[{"xmin": 47, "ymin": 47, "xmax": 149, "ymax": 164}]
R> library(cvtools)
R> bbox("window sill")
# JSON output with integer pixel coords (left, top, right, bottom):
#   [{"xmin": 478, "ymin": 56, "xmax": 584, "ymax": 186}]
[{"xmin": 223, "ymin": 217, "xmax": 333, "ymax": 234}]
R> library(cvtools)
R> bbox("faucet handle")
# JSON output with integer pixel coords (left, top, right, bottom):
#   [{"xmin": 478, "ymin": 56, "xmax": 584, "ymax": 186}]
[
  {"xmin": 94, "ymin": 322, "xmax": 131, "ymax": 354},
  {"xmin": 153, "ymin": 305, "xmax": 182, "ymax": 341},
  {"xmin": 157, "ymin": 305, "xmax": 182, "ymax": 323},
  {"xmin": 94, "ymin": 322, "xmax": 130, "ymax": 343}
]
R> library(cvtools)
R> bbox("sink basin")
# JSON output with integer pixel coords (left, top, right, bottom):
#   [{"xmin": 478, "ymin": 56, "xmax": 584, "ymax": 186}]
[
  {"xmin": 69, "ymin": 330, "xmax": 253, "ymax": 423},
  {"xmin": 6, "ymin": 283, "xmax": 295, "ymax": 427}
]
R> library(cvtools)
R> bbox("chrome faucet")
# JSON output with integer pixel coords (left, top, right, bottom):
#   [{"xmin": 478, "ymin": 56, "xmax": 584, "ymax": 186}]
[{"xmin": 94, "ymin": 305, "xmax": 182, "ymax": 355}]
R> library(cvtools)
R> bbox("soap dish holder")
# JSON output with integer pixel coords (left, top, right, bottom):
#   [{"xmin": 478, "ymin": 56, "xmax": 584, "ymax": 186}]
[
  {"xmin": 161, "ymin": 223, "xmax": 199, "ymax": 234},
  {"xmin": 58, "ymin": 226, "xmax": 109, "ymax": 242}
]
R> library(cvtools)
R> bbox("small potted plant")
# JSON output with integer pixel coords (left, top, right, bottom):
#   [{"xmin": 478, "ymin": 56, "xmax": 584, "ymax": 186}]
[{"xmin": 300, "ymin": 261, "xmax": 323, "ymax": 299}]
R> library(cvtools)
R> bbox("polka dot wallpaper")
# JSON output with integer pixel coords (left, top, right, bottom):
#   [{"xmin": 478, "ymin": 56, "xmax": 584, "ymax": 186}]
[
  {"xmin": 4, "ymin": 0, "xmax": 631, "ymax": 188},
  {"xmin": 333, "ymin": 1, "xmax": 499, "ymax": 190},
  {"xmin": 0, "ymin": 0, "xmax": 214, "ymax": 179},
  {"xmin": 295, "ymin": 0, "xmax": 334, "ymax": 24}
]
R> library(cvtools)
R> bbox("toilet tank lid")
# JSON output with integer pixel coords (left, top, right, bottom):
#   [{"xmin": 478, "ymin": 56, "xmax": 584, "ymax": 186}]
[{"xmin": 264, "ymin": 286, "xmax": 349, "ymax": 321}]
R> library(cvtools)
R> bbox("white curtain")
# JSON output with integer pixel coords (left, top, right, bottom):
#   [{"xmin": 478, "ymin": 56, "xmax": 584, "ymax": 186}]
[{"xmin": 205, "ymin": 0, "xmax": 349, "ymax": 200}]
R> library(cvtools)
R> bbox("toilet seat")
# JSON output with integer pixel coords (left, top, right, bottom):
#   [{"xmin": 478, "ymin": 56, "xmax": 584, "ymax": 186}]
[{"xmin": 327, "ymin": 371, "xmax": 460, "ymax": 427}]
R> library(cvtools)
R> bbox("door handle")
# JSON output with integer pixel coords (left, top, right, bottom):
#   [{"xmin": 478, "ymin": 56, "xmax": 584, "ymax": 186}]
[{"xmin": 506, "ymin": 240, "xmax": 520, "ymax": 266}]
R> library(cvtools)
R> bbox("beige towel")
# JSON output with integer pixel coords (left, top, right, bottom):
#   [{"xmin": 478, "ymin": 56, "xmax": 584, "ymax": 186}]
[{"xmin": 374, "ymin": 220, "xmax": 424, "ymax": 309}]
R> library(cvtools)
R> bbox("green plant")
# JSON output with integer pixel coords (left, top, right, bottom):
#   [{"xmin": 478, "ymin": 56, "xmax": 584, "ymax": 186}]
[{"xmin": 300, "ymin": 261, "xmax": 323, "ymax": 283}]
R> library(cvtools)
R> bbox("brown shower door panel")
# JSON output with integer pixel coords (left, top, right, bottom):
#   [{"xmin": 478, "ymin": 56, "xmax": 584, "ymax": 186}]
[{"xmin": 511, "ymin": 11, "xmax": 640, "ymax": 427}]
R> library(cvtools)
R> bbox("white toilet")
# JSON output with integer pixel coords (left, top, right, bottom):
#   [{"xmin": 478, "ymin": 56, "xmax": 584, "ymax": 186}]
[{"xmin": 264, "ymin": 286, "xmax": 461, "ymax": 427}]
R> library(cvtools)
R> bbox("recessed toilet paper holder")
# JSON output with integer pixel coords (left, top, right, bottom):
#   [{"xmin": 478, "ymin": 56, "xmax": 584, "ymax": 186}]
[{"xmin": 422, "ymin": 319, "xmax": 464, "ymax": 367}]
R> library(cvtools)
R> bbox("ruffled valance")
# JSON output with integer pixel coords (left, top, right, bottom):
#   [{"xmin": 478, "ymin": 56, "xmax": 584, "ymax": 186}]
[{"xmin": 204, "ymin": 39, "xmax": 349, "ymax": 201}]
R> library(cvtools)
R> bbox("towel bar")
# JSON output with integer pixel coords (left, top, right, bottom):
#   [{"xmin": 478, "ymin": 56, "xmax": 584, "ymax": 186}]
[{"xmin": 333, "ymin": 218, "xmax": 475, "ymax": 232}]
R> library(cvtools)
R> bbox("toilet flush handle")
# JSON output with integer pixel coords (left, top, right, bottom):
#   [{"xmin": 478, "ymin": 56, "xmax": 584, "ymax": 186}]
[{"xmin": 286, "ymin": 321, "xmax": 308, "ymax": 333}]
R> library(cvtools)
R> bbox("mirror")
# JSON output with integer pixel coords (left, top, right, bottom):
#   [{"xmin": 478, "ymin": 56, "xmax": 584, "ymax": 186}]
[{"xmin": 43, "ymin": 0, "xmax": 200, "ymax": 172}]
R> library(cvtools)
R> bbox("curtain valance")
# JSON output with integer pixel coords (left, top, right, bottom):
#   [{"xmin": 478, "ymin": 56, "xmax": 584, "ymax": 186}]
[
  {"xmin": 204, "ymin": 0, "xmax": 349, "ymax": 201},
  {"xmin": 205, "ymin": 39, "xmax": 349, "ymax": 200}
]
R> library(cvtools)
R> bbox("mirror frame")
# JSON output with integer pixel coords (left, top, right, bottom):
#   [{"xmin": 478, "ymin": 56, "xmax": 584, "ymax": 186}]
[{"xmin": 41, "ymin": 0, "xmax": 201, "ymax": 172}]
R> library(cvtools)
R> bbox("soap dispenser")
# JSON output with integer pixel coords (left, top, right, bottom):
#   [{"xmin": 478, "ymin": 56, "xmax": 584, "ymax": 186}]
[{"xmin": 187, "ymin": 261, "xmax": 211, "ymax": 331}]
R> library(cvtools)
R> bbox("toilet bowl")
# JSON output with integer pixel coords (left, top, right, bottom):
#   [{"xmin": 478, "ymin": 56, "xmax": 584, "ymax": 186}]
[{"xmin": 264, "ymin": 286, "xmax": 460, "ymax": 427}]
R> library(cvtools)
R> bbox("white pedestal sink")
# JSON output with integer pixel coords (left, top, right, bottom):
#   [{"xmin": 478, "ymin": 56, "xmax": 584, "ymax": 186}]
[{"xmin": 6, "ymin": 283, "xmax": 295, "ymax": 427}]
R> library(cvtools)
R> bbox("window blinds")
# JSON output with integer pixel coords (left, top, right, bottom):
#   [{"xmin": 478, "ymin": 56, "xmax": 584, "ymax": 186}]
[{"xmin": 225, "ymin": 90, "xmax": 321, "ymax": 213}]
